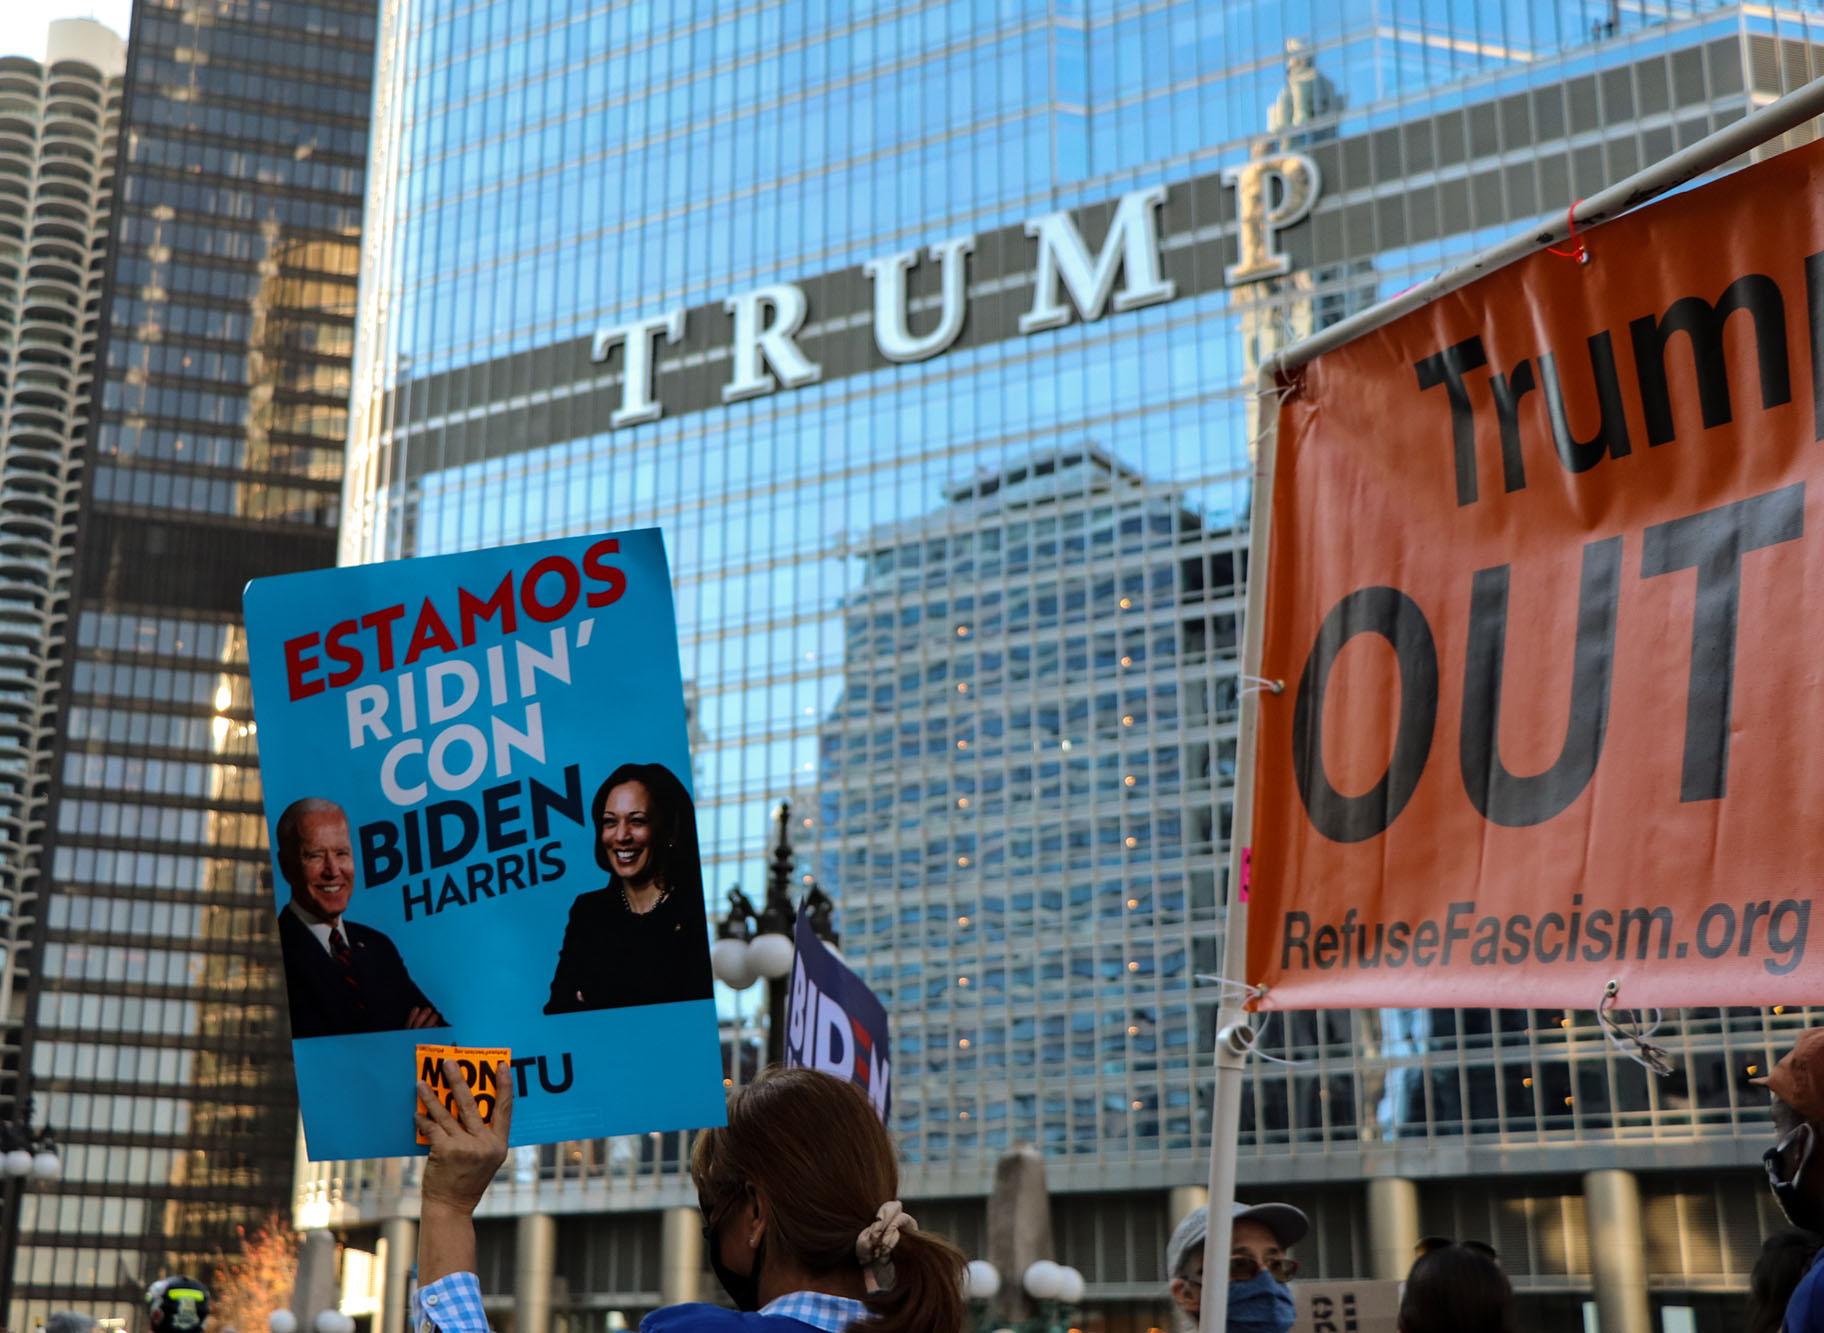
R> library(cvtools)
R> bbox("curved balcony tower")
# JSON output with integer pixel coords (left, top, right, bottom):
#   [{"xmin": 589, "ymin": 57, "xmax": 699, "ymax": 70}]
[{"xmin": 0, "ymin": 20, "xmax": 123, "ymax": 1110}]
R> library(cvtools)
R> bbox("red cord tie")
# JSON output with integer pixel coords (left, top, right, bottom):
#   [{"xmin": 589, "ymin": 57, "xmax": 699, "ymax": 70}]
[{"xmin": 1547, "ymin": 198, "xmax": 1591, "ymax": 264}]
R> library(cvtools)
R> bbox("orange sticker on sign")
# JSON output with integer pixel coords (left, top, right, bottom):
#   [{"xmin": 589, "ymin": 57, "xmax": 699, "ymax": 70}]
[
  {"xmin": 1248, "ymin": 137, "xmax": 1824, "ymax": 1010},
  {"xmin": 416, "ymin": 1045, "xmax": 510, "ymax": 1144}
]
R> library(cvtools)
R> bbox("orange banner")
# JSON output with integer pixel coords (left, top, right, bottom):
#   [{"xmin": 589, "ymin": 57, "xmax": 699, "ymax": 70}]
[{"xmin": 1249, "ymin": 138, "xmax": 1824, "ymax": 1010}]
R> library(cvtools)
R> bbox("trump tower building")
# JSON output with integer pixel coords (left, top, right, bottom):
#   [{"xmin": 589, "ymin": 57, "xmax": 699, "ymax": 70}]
[{"xmin": 299, "ymin": 4, "xmax": 1824, "ymax": 1332}]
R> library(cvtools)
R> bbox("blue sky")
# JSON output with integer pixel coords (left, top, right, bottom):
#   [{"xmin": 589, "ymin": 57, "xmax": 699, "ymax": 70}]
[{"xmin": 0, "ymin": 0, "xmax": 133, "ymax": 61}]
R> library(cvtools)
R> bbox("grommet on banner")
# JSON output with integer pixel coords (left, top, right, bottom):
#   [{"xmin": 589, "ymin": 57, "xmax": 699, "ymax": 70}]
[
  {"xmin": 1547, "ymin": 198, "xmax": 1591, "ymax": 264},
  {"xmin": 1239, "ymin": 675, "xmax": 1284, "ymax": 695},
  {"xmin": 1194, "ymin": 973, "xmax": 1269, "ymax": 1008},
  {"xmin": 1597, "ymin": 979, "xmax": 1674, "ymax": 1077}
]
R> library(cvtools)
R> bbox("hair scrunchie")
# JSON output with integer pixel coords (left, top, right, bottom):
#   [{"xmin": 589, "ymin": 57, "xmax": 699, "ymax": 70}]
[{"xmin": 855, "ymin": 1200, "xmax": 919, "ymax": 1292}]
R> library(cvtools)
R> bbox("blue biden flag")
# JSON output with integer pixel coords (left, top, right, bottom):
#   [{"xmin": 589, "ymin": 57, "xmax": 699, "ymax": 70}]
[
  {"xmin": 244, "ymin": 530, "xmax": 726, "ymax": 1160},
  {"xmin": 783, "ymin": 913, "xmax": 891, "ymax": 1122}
]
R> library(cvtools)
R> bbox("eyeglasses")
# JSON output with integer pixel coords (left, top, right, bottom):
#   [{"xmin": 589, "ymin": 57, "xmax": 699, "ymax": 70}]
[{"xmin": 1230, "ymin": 1254, "xmax": 1299, "ymax": 1283}]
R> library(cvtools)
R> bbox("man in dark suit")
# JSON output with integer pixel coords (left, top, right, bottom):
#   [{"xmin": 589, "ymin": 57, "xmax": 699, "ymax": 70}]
[{"xmin": 274, "ymin": 797, "xmax": 446, "ymax": 1039}]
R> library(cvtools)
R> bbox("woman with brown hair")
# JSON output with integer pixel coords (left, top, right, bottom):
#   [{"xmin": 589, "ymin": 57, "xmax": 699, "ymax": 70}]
[
  {"xmin": 1747, "ymin": 1228, "xmax": 1823, "ymax": 1333},
  {"xmin": 1396, "ymin": 1243, "xmax": 1518, "ymax": 1333},
  {"xmin": 413, "ymin": 1062, "xmax": 968, "ymax": 1333}
]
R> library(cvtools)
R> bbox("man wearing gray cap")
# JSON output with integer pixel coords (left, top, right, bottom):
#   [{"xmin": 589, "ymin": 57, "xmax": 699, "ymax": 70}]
[{"xmin": 1167, "ymin": 1200, "xmax": 1306, "ymax": 1333}]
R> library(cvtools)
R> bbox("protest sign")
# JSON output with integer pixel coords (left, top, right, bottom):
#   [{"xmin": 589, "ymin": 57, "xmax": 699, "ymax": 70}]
[
  {"xmin": 784, "ymin": 912, "xmax": 891, "ymax": 1122},
  {"xmin": 1248, "ymin": 137, "xmax": 1824, "ymax": 1009},
  {"xmin": 1291, "ymin": 1280, "xmax": 1400, "ymax": 1333},
  {"xmin": 415, "ymin": 1044, "xmax": 510, "ymax": 1144},
  {"xmin": 245, "ymin": 530, "xmax": 726, "ymax": 1159}
]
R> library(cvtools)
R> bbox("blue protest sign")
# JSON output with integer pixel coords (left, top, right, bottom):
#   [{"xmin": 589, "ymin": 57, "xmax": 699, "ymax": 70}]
[
  {"xmin": 243, "ymin": 530, "xmax": 726, "ymax": 1160},
  {"xmin": 783, "ymin": 913, "xmax": 891, "ymax": 1122}
]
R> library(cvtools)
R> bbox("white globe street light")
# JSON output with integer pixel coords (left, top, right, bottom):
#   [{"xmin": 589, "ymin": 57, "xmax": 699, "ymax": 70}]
[
  {"xmin": 1, "ymin": 1108, "xmax": 60, "ymax": 1185},
  {"xmin": 748, "ymin": 932, "xmax": 795, "ymax": 980},
  {"xmin": 963, "ymin": 1259, "xmax": 1001, "ymax": 1301},
  {"xmin": 268, "ymin": 1311, "xmax": 298, "ymax": 1333},
  {"xmin": 710, "ymin": 937, "xmax": 758, "ymax": 990},
  {"xmin": 1022, "ymin": 1260, "xmax": 1064, "ymax": 1302},
  {"xmin": 1055, "ymin": 1265, "xmax": 1085, "ymax": 1305}
]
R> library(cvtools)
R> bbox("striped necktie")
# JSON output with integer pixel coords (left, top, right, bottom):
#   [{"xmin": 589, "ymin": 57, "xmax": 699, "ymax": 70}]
[{"xmin": 329, "ymin": 925, "xmax": 366, "ymax": 1011}]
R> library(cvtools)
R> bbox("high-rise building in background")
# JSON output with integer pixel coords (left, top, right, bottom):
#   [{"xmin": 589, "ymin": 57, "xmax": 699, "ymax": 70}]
[
  {"xmin": 0, "ymin": 17, "xmax": 126, "ymax": 1132},
  {"xmin": 298, "ymin": 6, "xmax": 1821, "ymax": 1333},
  {"xmin": 1, "ymin": 1, "xmax": 380, "ymax": 1327}
]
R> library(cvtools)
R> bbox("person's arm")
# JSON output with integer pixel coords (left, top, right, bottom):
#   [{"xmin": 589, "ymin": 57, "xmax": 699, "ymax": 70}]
[{"xmin": 414, "ymin": 1057, "xmax": 512, "ymax": 1331}]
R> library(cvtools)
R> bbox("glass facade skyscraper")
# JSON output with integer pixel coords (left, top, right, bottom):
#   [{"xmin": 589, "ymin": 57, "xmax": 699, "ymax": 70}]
[
  {"xmin": 3, "ymin": 2, "xmax": 379, "ymax": 1327},
  {"xmin": 309, "ymin": 4, "xmax": 1824, "ymax": 1332}
]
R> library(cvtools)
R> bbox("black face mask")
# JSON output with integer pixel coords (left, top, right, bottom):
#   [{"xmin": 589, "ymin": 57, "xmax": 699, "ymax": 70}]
[
  {"xmin": 703, "ymin": 1207, "xmax": 766, "ymax": 1312},
  {"xmin": 1767, "ymin": 1123, "xmax": 1824, "ymax": 1231}
]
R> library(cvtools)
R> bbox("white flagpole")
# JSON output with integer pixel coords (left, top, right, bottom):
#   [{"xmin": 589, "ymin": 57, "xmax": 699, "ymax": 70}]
[{"xmin": 1198, "ymin": 364, "xmax": 1282, "ymax": 1333}]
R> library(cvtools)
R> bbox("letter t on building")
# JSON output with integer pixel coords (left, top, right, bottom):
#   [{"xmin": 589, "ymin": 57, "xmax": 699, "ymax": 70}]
[{"xmin": 592, "ymin": 308, "xmax": 686, "ymax": 427}]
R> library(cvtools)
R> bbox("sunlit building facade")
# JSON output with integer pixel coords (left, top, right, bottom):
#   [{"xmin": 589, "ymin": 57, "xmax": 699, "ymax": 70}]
[
  {"xmin": 311, "ymin": 5, "xmax": 1824, "ymax": 1333},
  {"xmin": 2, "ymin": 1, "xmax": 379, "ymax": 1327}
]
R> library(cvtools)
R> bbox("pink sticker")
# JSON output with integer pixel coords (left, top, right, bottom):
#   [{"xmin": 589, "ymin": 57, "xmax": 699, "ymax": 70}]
[{"xmin": 1239, "ymin": 846, "xmax": 1252, "ymax": 903}]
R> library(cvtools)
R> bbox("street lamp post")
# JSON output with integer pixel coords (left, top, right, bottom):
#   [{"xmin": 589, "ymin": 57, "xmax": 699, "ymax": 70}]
[
  {"xmin": 963, "ymin": 1259, "xmax": 1085, "ymax": 1333},
  {"xmin": 708, "ymin": 800, "xmax": 839, "ymax": 1066},
  {"xmin": 963, "ymin": 1261, "xmax": 1002, "ymax": 1333},
  {"xmin": 1022, "ymin": 1261, "xmax": 1085, "ymax": 1332},
  {"xmin": 0, "ymin": 1098, "xmax": 63, "ymax": 1323}
]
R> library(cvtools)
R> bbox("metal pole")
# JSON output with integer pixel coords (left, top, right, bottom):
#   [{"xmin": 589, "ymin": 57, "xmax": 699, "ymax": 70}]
[
  {"xmin": 764, "ymin": 801, "xmax": 795, "ymax": 1067},
  {"xmin": 0, "ymin": 1100, "xmax": 45, "ymax": 1328},
  {"xmin": 1199, "ymin": 361, "xmax": 1284, "ymax": 1333},
  {"xmin": 1199, "ymin": 1028, "xmax": 1252, "ymax": 1333},
  {"xmin": 1265, "ymin": 72, "xmax": 1824, "ymax": 380},
  {"xmin": 0, "ymin": 1173, "xmax": 19, "ymax": 1331},
  {"xmin": 765, "ymin": 974, "xmax": 788, "ymax": 1068}
]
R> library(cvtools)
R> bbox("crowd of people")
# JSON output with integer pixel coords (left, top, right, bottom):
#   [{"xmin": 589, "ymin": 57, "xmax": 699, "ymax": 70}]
[
  {"xmin": 31, "ymin": 1032, "xmax": 1824, "ymax": 1333},
  {"xmin": 1163, "ymin": 1201, "xmax": 1512, "ymax": 1332},
  {"xmin": 400, "ymin": 1030, "xmax": 1824, "ymax": 1333}
]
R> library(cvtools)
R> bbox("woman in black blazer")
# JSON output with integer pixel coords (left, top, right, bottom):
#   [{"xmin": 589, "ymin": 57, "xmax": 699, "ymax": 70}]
[{"xmin": 543, "ymin": 762, "xmax": 714, "ymax": 1014}]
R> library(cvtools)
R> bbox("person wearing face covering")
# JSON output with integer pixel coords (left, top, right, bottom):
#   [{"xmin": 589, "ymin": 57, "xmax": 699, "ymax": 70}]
[
  {"xmin": 1758, "ymin": 1028, "xmax": 1824, "ymax": 1333},
  {"xmin": 1165, "ymin": 1200, "xmax": 1306, "ymax": 1333},
  {"xmin": 410, "ymin": 1061, "xmax": 969, "ymax": 1333}
]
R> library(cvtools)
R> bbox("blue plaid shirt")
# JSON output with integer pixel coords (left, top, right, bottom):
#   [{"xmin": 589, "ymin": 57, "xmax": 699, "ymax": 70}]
[
  {"xmin": 413, "ymin": 1273, "xmax": 867, "ymax": 1333},
  {"xmin": 413, "ymin": 1273, "xmax": 489, "ymax": 1333},
  {"xmin": 752, "ymin": 1292, "xmax": 867, "ymax": 1331}
]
